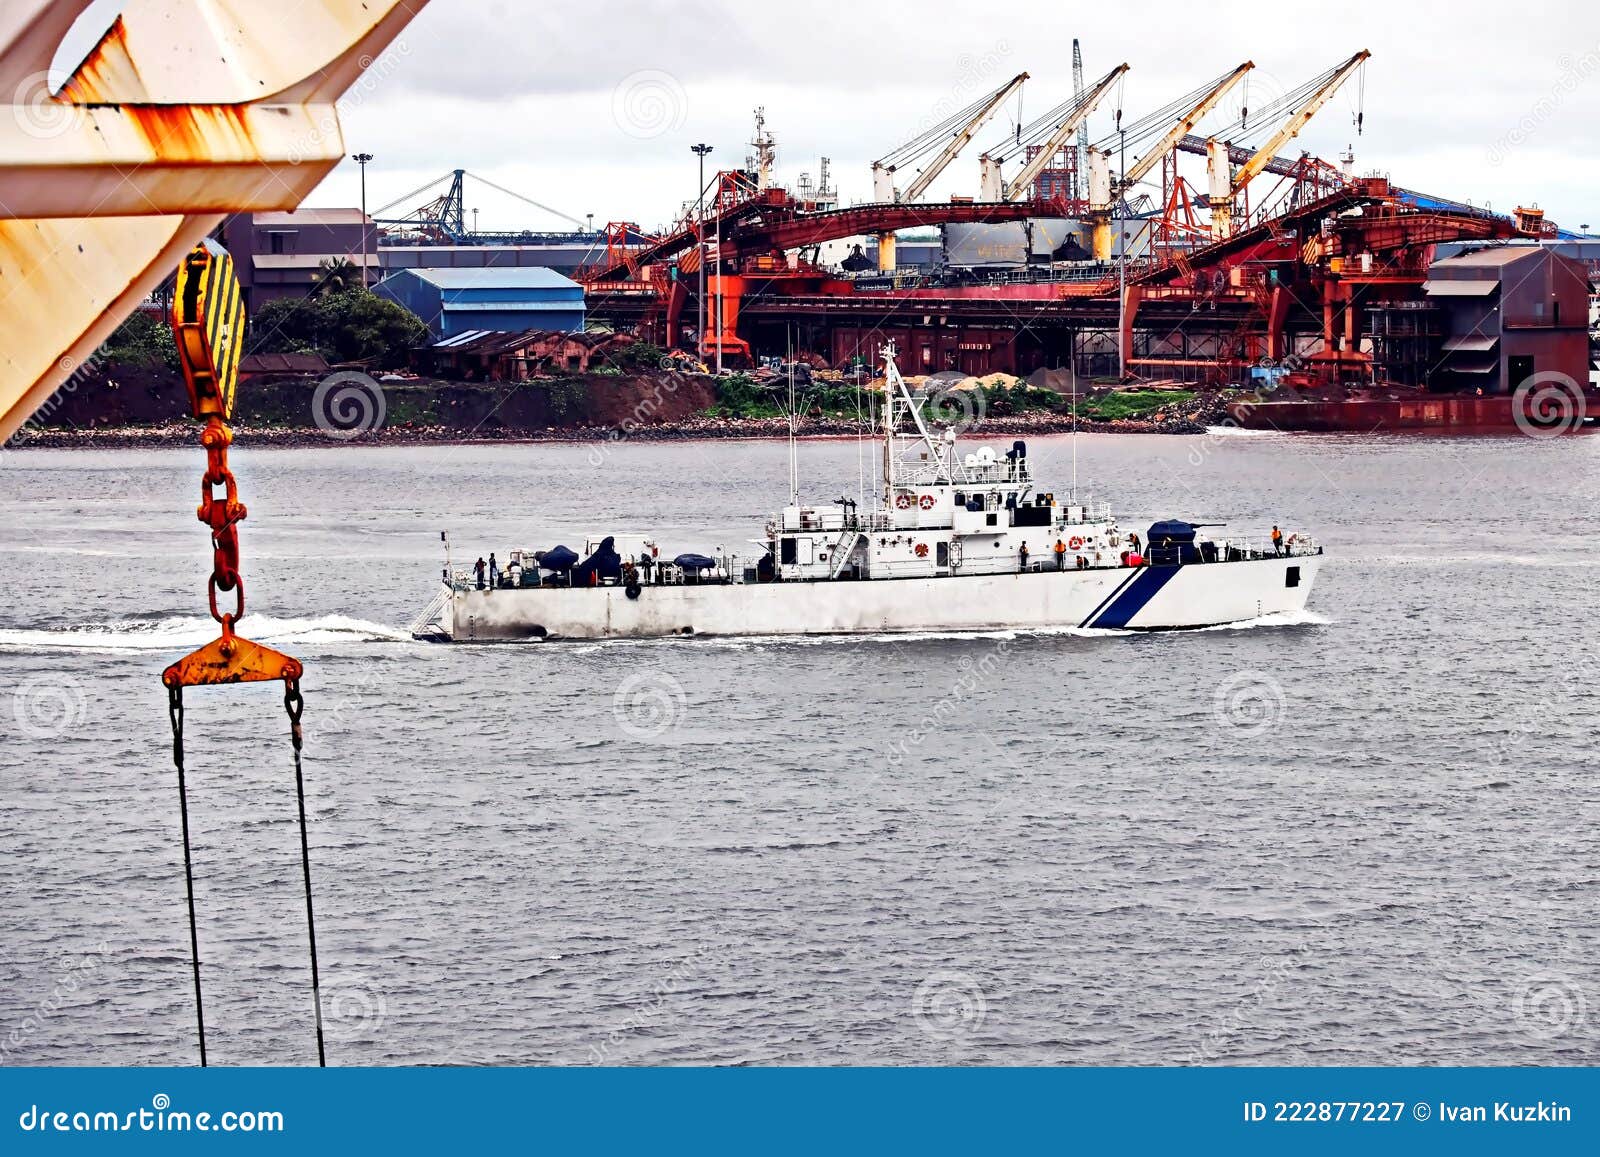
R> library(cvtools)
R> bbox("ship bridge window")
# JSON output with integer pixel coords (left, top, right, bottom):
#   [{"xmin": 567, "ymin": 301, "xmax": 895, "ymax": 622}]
[{"xmin": 780, "ymin": 537, "xmax": 797, "ymax": 565}]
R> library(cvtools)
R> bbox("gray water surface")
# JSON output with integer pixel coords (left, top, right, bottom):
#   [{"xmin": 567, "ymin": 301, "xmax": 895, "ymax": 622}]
[{"xmin": 1, "ymin": 432, "xmax": 1596, "ymax": 1065}]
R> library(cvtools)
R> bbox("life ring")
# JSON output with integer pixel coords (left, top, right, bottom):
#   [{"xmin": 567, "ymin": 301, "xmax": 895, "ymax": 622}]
[
  {"xmin": 1068, "ymin": 535, "xmax": 1085, "ymax": 550},
  {"xmin": 895, "ymin": 494, "xmax": 913, "ymax": 510},
  {"xmin": 914, "ymin": 543, "xmax": 929, "ymax": 558},
  {"xmin": 625, "ymin": 581, "xmax": 641, "ymax": 599},
  {"xmin": 918, "ymin": 494, "xmax": 935, "ymax": 510}
]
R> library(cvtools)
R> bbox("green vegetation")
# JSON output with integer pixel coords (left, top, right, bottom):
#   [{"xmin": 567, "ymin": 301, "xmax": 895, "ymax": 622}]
[
  {"xmin": 542, "ymin": 378, "xmax": 591, "ymax": 422},
  {"xmin": 701, "ymin": 371, "xmax": 1192, "ymax": 425},
  {"xmin": 1070, "ymin": 389, "xmax": 1194, "ymax": 422},
  {"xmin": 96, "ymin": 311, "xmax": 179, "ymax": 371},
  {"xmin": 708, "ymin": 374, "xmax": 878, "ymax": 420},
  {"xmin": 612, "ymin": 341, "xmax": 674, "ymax": 371},
  {"xmin": 975, "ymin": 383, "xmax": 1066, "ymax": 417},
  {"xmin": 248, "ymin": 286, "xmax": 430, "ymax": 368}
]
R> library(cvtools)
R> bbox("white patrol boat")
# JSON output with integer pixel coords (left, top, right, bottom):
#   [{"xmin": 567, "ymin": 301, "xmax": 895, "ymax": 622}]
[{"xmin": 410, "ymin": 344, "xmax": 1321, "ymax": 642}]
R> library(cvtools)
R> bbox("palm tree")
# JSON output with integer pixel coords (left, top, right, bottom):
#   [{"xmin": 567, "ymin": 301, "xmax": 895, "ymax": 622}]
[{"xmin": 310, "ymin": 257, "xmax": 361, "ymax": 298}]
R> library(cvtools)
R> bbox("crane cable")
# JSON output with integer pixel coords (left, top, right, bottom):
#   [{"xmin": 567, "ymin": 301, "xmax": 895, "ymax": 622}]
[{"xmin": 162, "ymin": 239, "xmax": 325, "ymax": 1068}]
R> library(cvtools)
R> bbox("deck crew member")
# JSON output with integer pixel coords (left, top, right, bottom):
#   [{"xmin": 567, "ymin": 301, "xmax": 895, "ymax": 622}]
[
  {"xmin": 1019, "ymin": 542, "xmax": 1030, "ymax": 572},
  {"xmin": 1128, "ymin": 530, "xmax": 1141, "ymax": 553},
  {"xmin": 489, "ymin": 552, "xmax": 501, "ymax": 588},
  {"xmin": 1271, "ymin": 525, "xmax": 1284, "ymax": 556},
  {"xmin": 1053, "ymin": 538, "xmax": 1067, "ymax": 570},
  {"xmin": 473, "ymin": 556, "xmax": 486, "ymax": 590}
]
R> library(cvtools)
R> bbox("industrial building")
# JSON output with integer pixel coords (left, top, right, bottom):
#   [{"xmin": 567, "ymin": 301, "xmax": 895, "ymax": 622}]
[
  {"xmin": 415, "ymin": 329, "xmax": 631, "ymax": 381},
  {"xmin": 1420, "ymin": 247, "xmax": 1591, "ymax": 393},
  {"xmin": 219, "ymin": 208, "xmax": 378, "ymax": 308},
  {"xmin": 371, "ymin": 267, "xmax": 585, "ymax": 339}
]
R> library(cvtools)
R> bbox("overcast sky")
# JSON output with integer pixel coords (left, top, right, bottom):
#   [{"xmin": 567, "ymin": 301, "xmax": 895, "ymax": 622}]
[{"xmin": 68, "ymin": 0, "xmax": 1600, "ymax": 233}]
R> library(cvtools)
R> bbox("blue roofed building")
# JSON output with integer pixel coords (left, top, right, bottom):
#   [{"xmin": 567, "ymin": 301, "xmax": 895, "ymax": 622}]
[{"xmin": 371, "ymin": 267, "xmax": 585, "ymax": 339}]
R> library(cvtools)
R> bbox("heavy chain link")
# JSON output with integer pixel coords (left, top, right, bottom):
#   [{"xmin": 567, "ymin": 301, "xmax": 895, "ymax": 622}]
[{"xmin": 196, "ymin": 417, "xmax": 248, "ymax": 633}]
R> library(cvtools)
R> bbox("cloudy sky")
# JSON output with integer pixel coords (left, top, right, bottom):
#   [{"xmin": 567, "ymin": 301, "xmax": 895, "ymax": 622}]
[{"xmin": 65, "ymin": 0, "xmax": 1600, "ymax": 233}]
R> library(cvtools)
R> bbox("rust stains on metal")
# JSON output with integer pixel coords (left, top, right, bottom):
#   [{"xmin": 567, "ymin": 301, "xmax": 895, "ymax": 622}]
[
  {"xmin": 120, "ymin": 103, "xmax": 259, "ymax": 164},
  {"xmin": 59, "ymin": 15, "xmax": 145, "ymax": 104}
]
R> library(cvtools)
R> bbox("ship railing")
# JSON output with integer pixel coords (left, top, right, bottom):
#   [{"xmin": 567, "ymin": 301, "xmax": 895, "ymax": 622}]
[
  {"xmin": 408, "ymin": 583, "xmax": 454, "ymax": 637},
  {"xmin": 1213, "ymin": 536, "xmax": 1322, "ymax": 562},
  {"xmin": 952, "ymin": 462, "xmax": 1029, "ymax": 485},
  {"xmin": 1063, "ymin": 502, "xmax": 1113, "ymax": 525}
]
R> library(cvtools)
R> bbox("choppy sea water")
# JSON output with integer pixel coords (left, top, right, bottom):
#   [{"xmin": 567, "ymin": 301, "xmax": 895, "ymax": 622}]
[{"xmin": 0, "ymin": 431, "xmax": 1596, "ymax": 1066}]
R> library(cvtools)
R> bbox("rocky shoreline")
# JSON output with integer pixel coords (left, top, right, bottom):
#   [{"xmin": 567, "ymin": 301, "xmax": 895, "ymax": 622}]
[{"xmin": 6, "ymin": 396, "xmax": 1233, "ymax": 451}]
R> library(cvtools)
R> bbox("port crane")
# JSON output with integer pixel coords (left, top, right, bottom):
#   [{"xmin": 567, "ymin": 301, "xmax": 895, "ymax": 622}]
[
  {"xmin": 978, "ymin": 64, "xmax": 1128, "ymax": 202},
  {"xmin": 870, "ymin": 71, "xmax": 1028, "ymax": 269},
  {"xmin": 1205, "ymin": 50, "xmax": 1370, "ymax": 239},
  {"xmin": 1085, "ymin": 61, "xmax": 1254, "ymax": 260},
  {"xmin": 1072, "ymin": 39, "xmax": 1090, "ymax": 199},
  {"xmin": 372, "ymin": 168, "xmax": 587, "ymax": 243}
]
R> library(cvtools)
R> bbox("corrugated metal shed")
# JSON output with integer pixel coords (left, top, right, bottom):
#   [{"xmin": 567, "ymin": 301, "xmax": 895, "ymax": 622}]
[
  {"xmin": 396, "ymin": 267, "xmax": 581, "ymax": 290},
  {"xmin": 372, "ymin": 266, "xmax": 585, "ymax": 338},
  {"xmin": 447, "ymin": 300, "xmax": 585, "ymax": 312}
]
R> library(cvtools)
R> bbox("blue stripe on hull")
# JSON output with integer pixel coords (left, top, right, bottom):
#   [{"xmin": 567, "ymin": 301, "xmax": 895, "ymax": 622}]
[{"xmin": 1085, "ymin": 565, "xmax": 1183, "ymax": 629}]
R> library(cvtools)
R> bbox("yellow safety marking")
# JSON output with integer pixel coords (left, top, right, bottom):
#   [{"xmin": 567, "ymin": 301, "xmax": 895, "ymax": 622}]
[{"xmin": 172, "ymin": 239, "xmax": 246, "ymax": 421}]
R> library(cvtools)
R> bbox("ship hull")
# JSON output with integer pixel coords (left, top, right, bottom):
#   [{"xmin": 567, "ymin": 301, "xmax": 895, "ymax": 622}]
[{"xmin": 420, "ymin": 556, "xmax": 1321, "ymax": 642}]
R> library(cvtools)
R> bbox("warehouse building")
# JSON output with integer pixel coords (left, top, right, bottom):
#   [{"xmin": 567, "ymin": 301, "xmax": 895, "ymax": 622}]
[
  {"xmin": 219, "ymin": 208, "xmax": 378, "ymax": 308},
  {"xmin": 370, "ymin": 267, "xmax": 586, "ymax": 339}
]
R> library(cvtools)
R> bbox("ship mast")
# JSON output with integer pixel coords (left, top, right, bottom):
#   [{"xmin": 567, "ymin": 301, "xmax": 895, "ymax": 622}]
[
  {"xmin": 880, "ymin": 340, "xmax": 963, "ymax": 505},
  {"xmin": 787, "ymin": 325, "xmax": 799, "ymax": 506}
]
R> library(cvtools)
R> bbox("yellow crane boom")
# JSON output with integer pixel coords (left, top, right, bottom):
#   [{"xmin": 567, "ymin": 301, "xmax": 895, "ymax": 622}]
[
  {"xmin": 1124, "ymin": 60, "xmax": 1254, "ymax": 190},
  {"xmin": 1208, "ymin": 50, "xmax": 1370, "ymax": 238},
  {"xmin": 1086, "ymin": 60, "xmax": 1253, "ymax": 260},
  {"xmin": 871, "ymin": 71, "xmax": 1027, "ymax": 270},
  {"xmin": 1000, "ymin": 64, "xmax": 1128, "ymax": 202},
  {"xmin": 900, "ymin": 71, "xmax": 1029, "ymax": 203}
]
